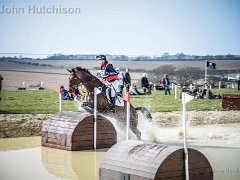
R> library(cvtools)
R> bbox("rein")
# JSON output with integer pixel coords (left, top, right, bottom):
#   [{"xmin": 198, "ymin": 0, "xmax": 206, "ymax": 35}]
[
  {"xmin": 70, "ymin": 70, "xmax": 110, "ymax": 102},
  {"xmin": 71, "ymin": 75, "xmax": 103, "ymax": 94},
  {"xmin": 78, "ymin": 77, "xmax": 100, "ymax": 86}
]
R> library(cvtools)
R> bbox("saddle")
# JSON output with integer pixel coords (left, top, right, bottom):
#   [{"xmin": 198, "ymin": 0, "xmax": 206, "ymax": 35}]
[{"xmin": 98, "ymin": 85, "xmax": 124, "ymax": 107}]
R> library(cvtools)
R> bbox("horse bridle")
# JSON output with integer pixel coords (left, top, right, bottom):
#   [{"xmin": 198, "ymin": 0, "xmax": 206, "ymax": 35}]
[{"xmin": 70, "ymin": 75, "xmax": 100, "ymax": 87}]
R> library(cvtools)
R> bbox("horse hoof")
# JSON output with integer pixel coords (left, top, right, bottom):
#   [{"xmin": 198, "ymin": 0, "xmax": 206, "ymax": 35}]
[{"xmin": 110, "ymin": 109, "xmax": 116, "ymax": 113}]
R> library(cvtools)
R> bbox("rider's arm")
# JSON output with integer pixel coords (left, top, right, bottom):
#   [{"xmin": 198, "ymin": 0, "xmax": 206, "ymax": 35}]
[{"xmin": 106, "ymin": 64, "xmax": 117, "ymax": 75}]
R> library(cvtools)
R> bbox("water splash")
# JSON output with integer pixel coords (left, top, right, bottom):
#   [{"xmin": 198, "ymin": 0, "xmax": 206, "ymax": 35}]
[
  {"xmin": 74, "ymin": 98, "xmax": 240, "ymax": 148},
  {"xmin": 101, "ymin": 115, "xmax": 138, "ymax": 142},
  {"xmin": 136, "ymin": 111, "xmax": 240, "ymax": 148}
]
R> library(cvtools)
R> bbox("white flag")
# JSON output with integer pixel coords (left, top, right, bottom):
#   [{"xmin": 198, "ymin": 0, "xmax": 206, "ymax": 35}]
[
  {"xmin": 94, "ymin": 87, "xmax": 101, "ymax": 95},
  {"xmin": 182, "ymin": 92, "xmax": 194, "ymax": 104}
]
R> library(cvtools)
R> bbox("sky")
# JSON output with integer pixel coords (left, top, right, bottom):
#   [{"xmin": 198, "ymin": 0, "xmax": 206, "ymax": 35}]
[{"xmin": 0, "ymin": 0, "xmax": 240, "ymax": 57}]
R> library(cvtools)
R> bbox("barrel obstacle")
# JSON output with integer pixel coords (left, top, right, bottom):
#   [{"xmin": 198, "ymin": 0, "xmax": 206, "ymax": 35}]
[
  {"xmin": 41, "ymin": 112, "xmax": 117, "ymax": 150},
  {"xmin": 100, "ymin": 140, "xmax": 213, "ymax": 180},
  {"xmin": 222, "ymin": 94, "xmax": 240, "ymax": 110}
]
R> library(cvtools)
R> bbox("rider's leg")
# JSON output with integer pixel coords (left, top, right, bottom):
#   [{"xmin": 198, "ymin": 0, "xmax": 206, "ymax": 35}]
[
  {"xmin": 110, "ymin": 80, "xmax": 119, "ymax": 97},
  {"xmin": 109, "ymin": 80, "xmax": 119, "ymax": 112}
]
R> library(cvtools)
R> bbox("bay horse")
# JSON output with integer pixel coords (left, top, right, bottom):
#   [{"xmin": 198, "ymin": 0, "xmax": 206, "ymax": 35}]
[{"xmin": 68, "ymin": 67, "xmax": 142, "ymax": 139}]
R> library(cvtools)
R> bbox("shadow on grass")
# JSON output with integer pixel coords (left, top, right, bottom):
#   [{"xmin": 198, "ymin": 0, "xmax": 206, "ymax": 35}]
[{"xmin": 0, "ymin": 110, "xmax": 20, "ymax": 114}]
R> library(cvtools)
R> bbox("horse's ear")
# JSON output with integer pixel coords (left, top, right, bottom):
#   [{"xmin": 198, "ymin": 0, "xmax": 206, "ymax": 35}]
[{"xmin": 67, "ymin": 69, "xmax": 72, "ymax": 73}]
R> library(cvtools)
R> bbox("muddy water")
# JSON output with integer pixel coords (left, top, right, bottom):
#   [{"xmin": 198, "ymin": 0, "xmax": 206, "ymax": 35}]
[
  {"xmin": 0, "ymin": 136, "xmax": 240, "ymax": 180},
  {"xmin": 0, "ymin": 137, "xmax": 106, "ymax": 180}
]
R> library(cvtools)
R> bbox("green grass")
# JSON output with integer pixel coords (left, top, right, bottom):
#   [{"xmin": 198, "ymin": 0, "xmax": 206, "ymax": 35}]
[
  {"xmin": 131, "ymin": 89, "xmax": 239, "ymax": 112},
  {"xmin": 0, "ymin": 90, "xmax": 78, "ymax": 114},
  {"xmin": 0, "ymin": 89, "xmax": 239, "ymax": 114}
]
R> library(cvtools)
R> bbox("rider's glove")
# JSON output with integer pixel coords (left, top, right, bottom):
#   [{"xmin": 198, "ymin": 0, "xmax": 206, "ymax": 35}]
[{"xmin": 97, "ymin": 70, "xmax": 108, "ymax": 78}]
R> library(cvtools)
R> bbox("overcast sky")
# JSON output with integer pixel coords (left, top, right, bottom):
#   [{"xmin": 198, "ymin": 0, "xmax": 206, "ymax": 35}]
[{"xmin": 0, "ymin": 0, "xmax": 240, "ymax": 56}]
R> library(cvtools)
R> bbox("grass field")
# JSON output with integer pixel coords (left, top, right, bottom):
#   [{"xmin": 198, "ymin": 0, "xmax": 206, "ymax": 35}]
[{"xmin": 0, "ymin": 89, "xmax": 239, "ymax": 114}]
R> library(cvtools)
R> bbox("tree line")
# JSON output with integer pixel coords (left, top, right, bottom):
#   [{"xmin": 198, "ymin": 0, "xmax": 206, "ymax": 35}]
[
  {"xmin": 1, "ymin": 53, "xmax": 240, "ymax": 61},
  {"xmin": 147, "ymin": 64, "xmax": 238, "ymax": 87}
]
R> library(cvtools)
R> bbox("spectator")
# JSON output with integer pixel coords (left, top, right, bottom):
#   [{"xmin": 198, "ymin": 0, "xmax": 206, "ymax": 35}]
[
  {"xmin": 159, "ymin": 79, "xmax": 163, "ymax": 85},
  {"xmin": 124, "ymin": 68, "xmax": 131, "ymax": 92},
  {"xmin": 69, "ymin": 85, "xmax": 81, "ymax": 101},
  {"xmin": 237, "ymin": 71, "xmax": 240, "ymax": 90},
  {"xmin": 73, "ymin": 85, "xmax": 81, "ymax": 96},
  {"xmin": 141, "ymin": 73, "xmax": 151, "ymax": 94},
  {"xmin": 68, "ymin": 89, "xmax": 75, "ymax": 100},
  {"xmin": 116, "ymin": 67, "xmax": 124, "ymax": 96},
  {"xmin": 0, "ymin": 74, "xmax": 3, "ymax": 100},
  {"xmin": 130, "ymin": 84, "xmax": 144, "ymax": 95},
  {"xmin": 60, "ymin": 86, "xmax": 69, "ymax": 100},
  {"xmin": 162, "ymin": 74, "xmax": 171, "ymax": 95},
  {"xmin": 192, "ymin": 87, "xmax": 200, "ymax": 98}
]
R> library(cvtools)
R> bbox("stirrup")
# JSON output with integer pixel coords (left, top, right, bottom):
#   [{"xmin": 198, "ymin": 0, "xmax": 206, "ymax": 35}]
[
  {"xmin": 81, "ymin": 102, "xmax": 89, "ymax": 107},
  {"xmin": 109, "ymin": 104, "xmax": 116, "ymax": 113}
]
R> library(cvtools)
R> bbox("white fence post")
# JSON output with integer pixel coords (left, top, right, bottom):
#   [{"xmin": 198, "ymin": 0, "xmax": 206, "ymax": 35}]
[{"xmin": 175, "ymin": 85, "xmax": 177, "ymax": 99}]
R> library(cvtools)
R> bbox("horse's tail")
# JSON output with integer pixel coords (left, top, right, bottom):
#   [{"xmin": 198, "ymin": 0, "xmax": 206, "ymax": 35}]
[{"xmin": 135, "ymin": 107, "xmax": 152, "ymax": 122}]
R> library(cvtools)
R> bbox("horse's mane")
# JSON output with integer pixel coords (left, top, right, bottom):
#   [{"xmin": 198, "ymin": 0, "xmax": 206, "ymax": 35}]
[
  {"xmin": 75, "ymin": 67, "xmax": 91, "ymax": 74},
  {"xmin": 74, "ymin": 66, "xmax": 103, "ymax": 85}
]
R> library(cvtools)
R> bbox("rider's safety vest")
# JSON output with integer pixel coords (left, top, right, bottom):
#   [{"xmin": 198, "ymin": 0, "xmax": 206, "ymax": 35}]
[{"xmin": 101, "ymin": 63, "xmax": 119, "ymax": 82}]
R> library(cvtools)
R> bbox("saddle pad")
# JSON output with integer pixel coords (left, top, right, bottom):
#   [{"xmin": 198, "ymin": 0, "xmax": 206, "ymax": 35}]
[{"xmin": 115, "ymin": 96, "xmax": 124, "ymax": 107}]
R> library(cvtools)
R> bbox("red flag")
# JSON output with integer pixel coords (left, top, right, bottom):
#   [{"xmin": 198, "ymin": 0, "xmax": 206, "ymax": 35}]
[
  {"xmin": 123, "ymin": 92, "xmax": 130, "ymax": 102},
  {"xmin": 56, "ymin": 87, "xmax": 61, "ymax": 94}
]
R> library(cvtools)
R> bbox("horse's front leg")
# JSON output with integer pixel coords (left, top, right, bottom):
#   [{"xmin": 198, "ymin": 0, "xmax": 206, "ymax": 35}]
[
  {"xmin": 130, "ymin": 122, "xmax": 141, "ymax": 140},
  {"xmin": 130, "ymin": 115, "xmax": 141, "ymax": 140}
]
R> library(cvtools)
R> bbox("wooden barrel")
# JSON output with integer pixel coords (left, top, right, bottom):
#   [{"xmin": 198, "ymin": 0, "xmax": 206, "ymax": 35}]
[
  {"xmin": 41, "ymin": 112, "xmax": 117, "ymax": 151},
  {"xmin": 222, "ymin": 94, "xmax": 240, "ymax": 110},
  {"xmin": 100, "ymin": 140, "xmax": 213, "ymax": 180}
]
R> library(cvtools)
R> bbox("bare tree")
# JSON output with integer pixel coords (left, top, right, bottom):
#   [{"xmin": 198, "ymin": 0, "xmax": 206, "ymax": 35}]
[
  {"xmin": 174, "ymin": 67, "xmax": 202, "ymax": 86},
  {"xmin": 148, "ymin": 65, "xmax": 176, "ymax": 83},
  {"xmin": 162, "ymin": 52, "xmax": 170, "ymax": 61}
]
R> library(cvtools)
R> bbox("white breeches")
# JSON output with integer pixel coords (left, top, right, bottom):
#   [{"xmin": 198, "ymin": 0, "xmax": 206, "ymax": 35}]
[{"xmin": 109, "ymin": 80, "xmax": 119, "ymax": 97}]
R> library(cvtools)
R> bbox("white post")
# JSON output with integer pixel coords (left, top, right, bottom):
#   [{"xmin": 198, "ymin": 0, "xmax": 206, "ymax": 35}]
[
  {"xmin": 205, "ymin": 60, "xmax": 208, "ymax": 84},
  {"xmin": 126, "ymin": 92, "xmax": 130, "ymax": 140},
  {"xmin": 182, "ymin": 93, "xmax": 190, "ymax": 180},
  {"xmin": 175, "ymin": 85, "xmax": 177, "ymax": 99},
  {"xmin": 219, "ymin": 81, "xmax": 221, "ymax": 89},
  {"xmin": 210, "ymin": 85, "xmax": 212, "ymax": 90},
  {"xmin": 172, "ymin": 83, "xmax": 174, "ymax": 90},
  {"xmin": 59, "ymin": 93, "xmax": 62, "ymax": 112},
  {"xmin": 206, "ymin": 86, "xmax": 209, "ymax": 99},
  {"xmin": 190, "ymin": 84, "xmax": 193, "ymax": 90},
  {"xmin": 40, "ymin": 82, "xmax": 44, "ymax": 88},
  {"xmin": 94, "ymin": 88, "xmax": 97, "ymax": 150}
]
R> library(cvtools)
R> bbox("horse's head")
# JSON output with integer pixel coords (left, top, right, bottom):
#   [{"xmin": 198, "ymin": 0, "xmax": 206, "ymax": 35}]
[
  {"xmin": 68, "ymin": 68, "xmax": 78, "ymax": 90},
  {"xmin": 68, "ymin": 67, "xmax": 109, "ymax": 110},
  {"xmin": 68, "ymin": 67, "xmax": 102, "ymax": 91}
]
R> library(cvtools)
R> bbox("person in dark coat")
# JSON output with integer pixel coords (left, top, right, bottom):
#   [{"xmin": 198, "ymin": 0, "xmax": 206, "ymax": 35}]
[
  {"xmin": 60, "ymin": 86, "xmax": 69, "ymax": 100},
  {"xmin": 141, "ymin": 73, "xmax": 151, "ymax": 94},
  {"xmin": 0, "ymin": 74, "xmax": 3, "ymax": 100},
  {"xmin": 162, "ymin": 74, "xmax": 171, "ymax": 95},
  {"xmin": 237, "ymin": 71, "xmax": 240, "ymax": 90},
  {"xmin": 124, "ymin": 68, "xmax": 131, "ymax": 92}
]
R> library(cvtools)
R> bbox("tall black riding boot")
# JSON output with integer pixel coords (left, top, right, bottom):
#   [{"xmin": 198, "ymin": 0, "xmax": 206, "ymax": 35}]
[{"xmin": 110, "ymin": 96, "xmax": 116, "ymax": 113}]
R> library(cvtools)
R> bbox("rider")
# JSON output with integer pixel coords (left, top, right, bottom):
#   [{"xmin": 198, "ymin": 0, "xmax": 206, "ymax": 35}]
[{"xmin": 96, "ymin": 55, "xmax": 119, "ymax": 112}]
